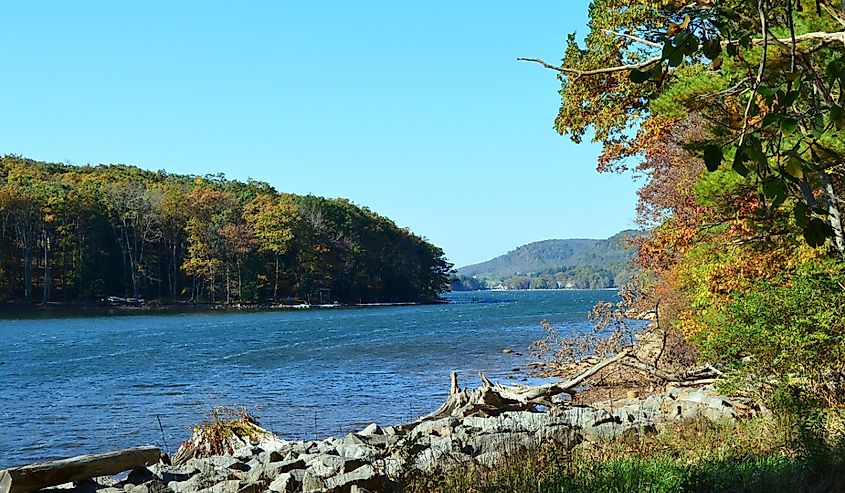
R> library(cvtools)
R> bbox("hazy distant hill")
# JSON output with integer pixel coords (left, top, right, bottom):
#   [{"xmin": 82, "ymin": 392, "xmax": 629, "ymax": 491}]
[{"xmin": 453, "ymin": 231, "xmax": 640, "ymax": 290}]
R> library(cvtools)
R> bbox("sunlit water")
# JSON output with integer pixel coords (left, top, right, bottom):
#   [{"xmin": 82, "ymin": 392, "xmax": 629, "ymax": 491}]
[{"xmin": 0, "ymin": 289, "xmax": 618, "ymax": 466}]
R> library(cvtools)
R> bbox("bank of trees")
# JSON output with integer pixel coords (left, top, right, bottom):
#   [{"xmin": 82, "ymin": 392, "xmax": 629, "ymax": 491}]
[
  {"xmin": 0, "ymin": 156, "xmax": 452, "ymax": 305},
  {"xmin": 529, "ymin": 0, "xmax": 845, "ymax": 402}
]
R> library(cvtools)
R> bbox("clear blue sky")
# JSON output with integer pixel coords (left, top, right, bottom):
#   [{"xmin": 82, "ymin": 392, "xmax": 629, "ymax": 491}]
[{"xmin": 0, "ymin": 1, "xmax": 641, "ymax": 268}]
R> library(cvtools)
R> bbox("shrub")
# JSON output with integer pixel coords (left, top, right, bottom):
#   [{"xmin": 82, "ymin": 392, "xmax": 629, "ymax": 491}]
[{"xmin": 696, "ymin": 259, "xmax": 845, "ymax": 404}]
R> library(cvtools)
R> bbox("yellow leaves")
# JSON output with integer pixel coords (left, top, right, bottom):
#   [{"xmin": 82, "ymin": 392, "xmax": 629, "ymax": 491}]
[{"xmin": 667, "ymin": 15, "xmax": 691, "ymax": 35}]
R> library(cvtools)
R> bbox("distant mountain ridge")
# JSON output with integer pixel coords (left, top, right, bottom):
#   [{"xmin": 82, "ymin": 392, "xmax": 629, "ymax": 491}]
[{"xmin": 453, "ymin": 231, "xmax": 640, "ymax": 290}]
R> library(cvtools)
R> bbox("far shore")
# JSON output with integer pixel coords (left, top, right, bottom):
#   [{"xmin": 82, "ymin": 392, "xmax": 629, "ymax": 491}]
[{"xmin": 0, "ymin": 299, "xmax": 446, "ymax": 318}]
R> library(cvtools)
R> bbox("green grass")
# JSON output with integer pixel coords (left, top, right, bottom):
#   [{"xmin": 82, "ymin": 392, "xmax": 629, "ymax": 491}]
[{"xmin": 398, "ymin": 412, "xmax": 845, "ymax": 493}]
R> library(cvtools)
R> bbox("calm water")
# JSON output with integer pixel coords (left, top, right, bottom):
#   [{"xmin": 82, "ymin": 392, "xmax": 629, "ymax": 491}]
[{"xmin": 0, "ymin": 290, "xmax": 618, "ymax": 466}]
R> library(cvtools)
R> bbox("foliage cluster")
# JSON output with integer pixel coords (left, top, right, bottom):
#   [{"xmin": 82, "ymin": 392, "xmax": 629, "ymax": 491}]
[
  {"xmin": 0, "ymin": 155, "xmax": 452, "ymax": 305},
  {"xmin": 542, "ymin": 0, "xmax": 845, "ymax": 403}
]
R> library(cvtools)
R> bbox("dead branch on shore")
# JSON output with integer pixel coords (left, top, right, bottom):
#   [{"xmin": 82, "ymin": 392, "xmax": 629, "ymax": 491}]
[{"xmin": 412, "ymin": 345, "xmax": 722, "ymax": 423}]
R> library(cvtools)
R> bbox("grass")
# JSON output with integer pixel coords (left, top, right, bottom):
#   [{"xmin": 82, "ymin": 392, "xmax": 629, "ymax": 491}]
[{"xmin": 398, "ymin": 410, "xmax": 845, "ymax": 493}]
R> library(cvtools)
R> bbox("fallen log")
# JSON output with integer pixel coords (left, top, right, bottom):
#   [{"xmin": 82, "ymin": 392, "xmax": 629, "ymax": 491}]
[
  {"xmin": 414, "ymin": 350, "xmax": 632, "ymax": 422},
  {"xmin": 0, "ymin": 446, "xmax": 161, "ymax": 493},
  {"xmin": 620, "ymin": 358, "xmax": 721, "ymax": 383}
]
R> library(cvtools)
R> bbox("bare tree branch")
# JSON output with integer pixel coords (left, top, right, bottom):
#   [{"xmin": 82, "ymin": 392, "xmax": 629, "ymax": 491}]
[
  {"xmin": 605, "ymin": 30, "xmax": 663, "ymax": 49},
  {"xmin": 821, "ymin": 2, "xmax": 845, "ymax": 28},
  {"xmin": 516, "ymin": 56, "xmax": 661, "ymax": 77}
]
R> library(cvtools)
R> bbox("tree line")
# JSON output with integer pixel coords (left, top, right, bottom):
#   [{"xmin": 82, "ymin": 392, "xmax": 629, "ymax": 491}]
[
  {"xmin": 451, "ymin": 263, "xmax": 635, "ymax": 291},
  {"xmin": 0, "ymin": 155, "xmax": 452, "ymax": 305}
]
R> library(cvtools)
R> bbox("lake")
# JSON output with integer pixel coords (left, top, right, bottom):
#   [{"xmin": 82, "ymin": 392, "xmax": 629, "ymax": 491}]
[{"xmin": 0, "ymin": 289, "xmax": 618, "ymax": 466}]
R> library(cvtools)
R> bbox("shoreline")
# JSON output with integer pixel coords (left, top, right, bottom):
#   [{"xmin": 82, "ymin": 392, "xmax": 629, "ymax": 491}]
[{"xmin": 0, "ymin": 299, "xmax": 445, "ymax": 318}]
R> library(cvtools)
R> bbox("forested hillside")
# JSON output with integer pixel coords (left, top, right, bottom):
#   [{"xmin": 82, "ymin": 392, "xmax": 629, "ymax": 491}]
[
  {"xmin": 454, "ymin": 231, "xmax": 638, "ymax": 289},
  {"xmin": 0, "ymin": 156, "xmax": 452, "ymax": 305},
  {"xmin": 530, "ymin": 0, "xmax": 845, "ymax": 404}
]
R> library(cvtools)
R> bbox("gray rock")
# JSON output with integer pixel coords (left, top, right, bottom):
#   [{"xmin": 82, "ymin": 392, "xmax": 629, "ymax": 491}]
[
  {"xmin": 338, "ymin": 433, "xmax": 367, "ymax": 446},
  {"xmin": 127, "ymin": 467, "xmax": 155, "ymax": 485},
  {"xmin": 126, "ymin": 480, "xmax": 174, "ymax": 493},
  {"xmin": 359, "ymin": 423, "xmax": 383, "ymax": 436},
  {"xmin": 335, "ymin": 444, "xmax": 379, "ymax": 462},
  {"xmin": 412, "ymin": 418, "xmax": 458, "ymax": 437},
  {"xmin": 324, "ymin": 464, "xmax": 384, "ymax": 492},
  {"xmin": 268, "ymin": 472, "xmax": 298, "ymax": 493},
  {"xmin": 188, "ymin": 456, "xmax": 239, "ymax": 471},
  {"xmin": 232, "ymin": 446, "xmax": 261, "ymax": 461},
  {"xmin": 301, "ymin": 471, "xmax": 327, "ymax": 493},
  {"xmin": 305, "ymin": 454, "xmax": 356, "ymax": 478},
  {"xmin": 194, "ymin": 480, "xmax": 240, "ymax": 493},
  {"xmin": 149, "ymin": 464, "xmax": 199, "ymax": 483},
  {"xmin": 168, "ymin": 471, "xmax": 228, "ymax": 493}
]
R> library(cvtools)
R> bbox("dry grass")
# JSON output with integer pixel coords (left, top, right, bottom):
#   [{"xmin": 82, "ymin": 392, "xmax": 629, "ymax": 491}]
[{"xmin": 399, "ymin": 411, "xmax": 845, "ymax": 493}]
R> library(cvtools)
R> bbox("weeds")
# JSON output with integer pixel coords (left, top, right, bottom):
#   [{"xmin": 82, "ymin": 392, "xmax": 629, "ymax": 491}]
[{"xmin": 399, "ymin": 412, "xmax": 845, "ymax": 493}]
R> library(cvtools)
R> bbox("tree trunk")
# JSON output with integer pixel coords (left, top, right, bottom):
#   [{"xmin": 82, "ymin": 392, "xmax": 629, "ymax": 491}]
[
  {"xmin": 273, "ymin": 255, "xmax": 279, "ymax": 302},
  {"xmin": 237, "ymin": 260, "xmax": 243, "ymax": 302},
  {"xmin": 0, "ymin": 446, "xmax": 161, "ymax": 493},
  {"xmin": 23, "ymin": 245, "xmax": 32, "ymax": 301},
  {"xmin": 42, "ymin": 231, "xmax": 50, "ymax": 305},
  {"xmin": 226, "ymin": 264, "xmax": 231, "ymax": 304},
  {"xmin": 821, "ymin": 171, "xmax": 845, "ymax": 254}
]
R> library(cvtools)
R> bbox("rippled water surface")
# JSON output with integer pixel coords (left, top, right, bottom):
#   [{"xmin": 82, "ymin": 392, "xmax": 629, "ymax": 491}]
[{"xmin": 0, "ymin": 290, "xmax": 618, "ymax": 466}]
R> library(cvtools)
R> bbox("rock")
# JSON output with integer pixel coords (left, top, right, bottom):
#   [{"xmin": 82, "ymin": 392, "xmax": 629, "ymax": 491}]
[
  {"xmin": 266, "ymin": 450, "xmax": 285, "ymax": 463},
  {"xmin": 359, "ymin": 423, "xmax": 383, "ymax": 436},
  {"xmin": 324, "ymin": 464, "xmax": 384, "ymax": 492},
  {"xmin": 194, "ymin": 479, "xmax": 240, "ymax": 493},
  {"xmin": 149, "ymin": 464, "xmax": 199, "ymax": 483},
  {"xmin": 502, "ymin": 348, "xmax": 514, "ymax": 354},
  {"xmin": 274, "ymin": 456, "xmax": 307, "ymax": 473},
  {"xmin": 168, "ymin": 470, "xmax": 228, "ymax": 493},
  {"xmin": 338, "ymin": 433, "xmax": 367, "ymax": 446},
  {"xmin": 228, "ymin": 462, "xmax": 251, "ymax": 472},
  {"xmin": 411, "ymin": 417, "xmax": 458, "ymax": 437},
  {"xmin": 335, "ymin": 444, "xmax": 379, "ymax": 462},
  {"xmin": 232, "ymin": 446, "xmax": 261, "ymax": 461},
  {"xmin": 126, "ymin": 480, "xmax": 174, "ymax": 493},
  {"xmin": 303, "ymin": 454, "xmax": 367, "ymax": 479},
  {"xmin": 126, "ymin": 467, "xmax": 155, "ymax": 485},
  {"xmin": 268, "ymin": 473, "xmax": 298, "ymax": 493},
  {"xmin": 382, "ymin": 426, "xmax": 397, "ymax": 436},
  {"xmin": 301, "ymin": 471, "xmax": 327, "ymax": 493},
  {"xmin": 188, "ymin": 456, "xmax": 240, "ymax": 471}
]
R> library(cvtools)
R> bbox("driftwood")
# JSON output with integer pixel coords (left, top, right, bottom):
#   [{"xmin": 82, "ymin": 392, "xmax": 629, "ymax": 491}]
[
  {"xmin": 0, "ymin": 446, "xmax": 161, "ymax": 493},
  {"xmin": 416, "ymin": 350, "xmax": 632, "ymax": 422},
  {"xmin": 621, "ymin": 358, "xmax": 722, "ymax": 383},
  {"xmin": 412, "ymin": 347, "xmax": 724, "ymax": 423}
]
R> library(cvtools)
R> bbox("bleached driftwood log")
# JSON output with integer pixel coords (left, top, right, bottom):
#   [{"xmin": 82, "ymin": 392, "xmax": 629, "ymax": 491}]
[
  {"xmin": 0, "ymin": 446, "xmax": 161, "ymax": 493},
  {"xmin": 416, "ymin": 350, "xmax": 632, "ymax": 422},
  {"xmin": 412, "ymin": 347, "xmax": 724, "ymax": 424}
]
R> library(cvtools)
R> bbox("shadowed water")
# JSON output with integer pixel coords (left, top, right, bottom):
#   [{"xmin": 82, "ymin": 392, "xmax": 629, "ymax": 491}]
[{"xmin": 0, "ymin": 290, "xmax": 618, "ymax": 466}]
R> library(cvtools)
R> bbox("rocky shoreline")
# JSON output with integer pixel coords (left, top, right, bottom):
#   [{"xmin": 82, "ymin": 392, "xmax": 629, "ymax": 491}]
[{"xmin": 6, "ymin": 383, "xmax": 753, "ymax": 493}]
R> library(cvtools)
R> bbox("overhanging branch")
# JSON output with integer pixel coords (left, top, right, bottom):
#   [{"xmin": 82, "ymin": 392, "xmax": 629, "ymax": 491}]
[{"xmin": 516, "ymin": 56, "xmax": 661, "ymax": 77}]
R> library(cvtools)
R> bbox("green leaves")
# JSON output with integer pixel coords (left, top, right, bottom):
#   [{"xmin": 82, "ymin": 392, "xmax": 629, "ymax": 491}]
[
  {"xmin": 779, "ymin": 117, "xmax": 799, "ymax": 136},
  {"xmin": 803, "ymin": 218, "xmax": 834, "ymax": 247},
  {"xmin": 794, "ymin": 202, "xmax": 809, "ymax": 228},
  {"xmin": 703, "ymin": 144, "xmax": 723, "ymax": 172},
  {"xmin": 629, "ymin": 69, "xmax": 652, "ymax": 83},
  {"xmin": 702, "ymin": 37, "xmax": 722, "ymax": 60}
]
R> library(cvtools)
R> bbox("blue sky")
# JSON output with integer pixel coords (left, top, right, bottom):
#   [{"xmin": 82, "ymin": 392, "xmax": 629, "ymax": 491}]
[{"xmin": 0, "ymin": 1, "xmax": 641, "ymax": 268}]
